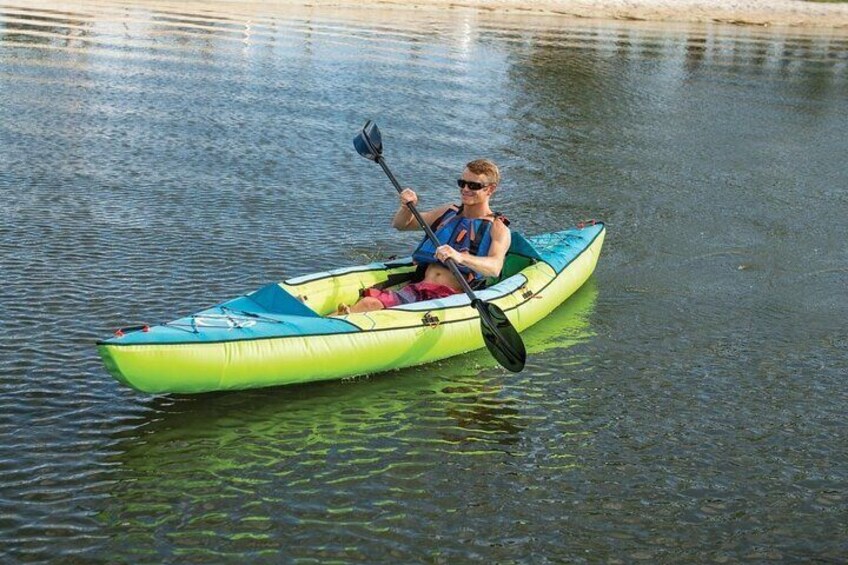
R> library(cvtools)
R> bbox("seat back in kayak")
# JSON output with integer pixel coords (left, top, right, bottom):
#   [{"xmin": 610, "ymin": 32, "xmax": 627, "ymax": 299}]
[
  {"xmin": 247, "ymin": 283, "xmax": 319, "ymax": 317},
  {"xmin": 486, "ymin": 231, "xmax": 544, "ymax": 286}
]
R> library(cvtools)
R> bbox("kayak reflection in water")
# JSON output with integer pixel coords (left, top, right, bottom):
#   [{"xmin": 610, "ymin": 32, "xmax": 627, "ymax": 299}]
[{"xmin": 336, "ymin": 159, "xmax": 512, "ymax": 314}]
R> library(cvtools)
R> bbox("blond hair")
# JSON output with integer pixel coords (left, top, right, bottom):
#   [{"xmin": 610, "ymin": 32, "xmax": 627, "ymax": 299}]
[{"xmin": 465, "ymin": 159, "xmax": 500, "ymax": 186}]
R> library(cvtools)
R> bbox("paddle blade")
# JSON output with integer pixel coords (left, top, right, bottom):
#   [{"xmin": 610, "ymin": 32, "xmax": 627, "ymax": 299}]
[
  {"xmin": 475, "ymin": 301, "xmax": 526, "ymax": 372},
  {"xmin": 353, "ymin": 120, "xmax": 383, "ymax": 161}
]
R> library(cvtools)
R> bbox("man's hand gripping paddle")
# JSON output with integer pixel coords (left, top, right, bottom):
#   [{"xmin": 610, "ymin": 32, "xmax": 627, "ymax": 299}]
[{"xmin": 353, "ymin": 120, "xmax": 526, "ymax": 372}]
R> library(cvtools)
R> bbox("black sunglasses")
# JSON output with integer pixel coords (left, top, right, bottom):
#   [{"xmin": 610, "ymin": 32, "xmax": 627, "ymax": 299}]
[{"xmin": 456, "ymin": 179, "xmax": 490, "ymax": 191}]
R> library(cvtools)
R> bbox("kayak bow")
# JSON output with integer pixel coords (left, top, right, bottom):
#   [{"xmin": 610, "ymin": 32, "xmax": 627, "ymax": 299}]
[{"xmin": 98, "ymin": 223, "xmax": 605, "ymax": 393}]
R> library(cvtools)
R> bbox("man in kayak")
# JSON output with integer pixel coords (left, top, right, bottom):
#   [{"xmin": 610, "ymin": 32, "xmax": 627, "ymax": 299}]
[{"xmin": 338, "ymin": 159, "xmax": 511, "ymax": 314}]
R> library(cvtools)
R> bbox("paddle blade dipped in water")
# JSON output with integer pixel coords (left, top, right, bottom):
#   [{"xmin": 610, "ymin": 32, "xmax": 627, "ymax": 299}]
[{"xmin": 475, "ymin": 300, "xmax": 526, "ymax": 372}]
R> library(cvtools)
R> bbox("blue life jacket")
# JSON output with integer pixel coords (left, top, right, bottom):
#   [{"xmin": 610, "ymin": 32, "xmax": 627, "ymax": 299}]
[{"xmin": 411, "ymin": 205, "xmax": 509, "ymax": 283}]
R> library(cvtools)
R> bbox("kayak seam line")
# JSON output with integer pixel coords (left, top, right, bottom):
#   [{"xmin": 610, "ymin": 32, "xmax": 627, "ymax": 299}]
[{"xmin": 98, "ymin": 226, "xmax": 604, "ymax": 348}]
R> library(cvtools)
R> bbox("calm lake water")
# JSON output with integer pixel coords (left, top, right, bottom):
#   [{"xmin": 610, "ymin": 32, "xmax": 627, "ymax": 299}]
[{"xmin": 1, "ymin": 1, "xmax": 846, "ymax": 561}]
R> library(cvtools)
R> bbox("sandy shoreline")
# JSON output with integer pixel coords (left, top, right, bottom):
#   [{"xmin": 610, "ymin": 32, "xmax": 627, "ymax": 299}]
[
  {"xmin": 302, "ymin": 0, "xmax": 848, "ymax": 28},
  {"xmin": 5, "ymin": 1, "xmax": 848, "ymax": 28}
]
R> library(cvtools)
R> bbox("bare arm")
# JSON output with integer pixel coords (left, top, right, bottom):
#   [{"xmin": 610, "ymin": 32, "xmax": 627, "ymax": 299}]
[{"xmin": 391, "ymin": 188, "xmax": 450, "ymax": 231}]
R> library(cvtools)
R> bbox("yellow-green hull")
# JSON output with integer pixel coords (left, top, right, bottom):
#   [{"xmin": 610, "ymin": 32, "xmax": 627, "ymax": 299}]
[{"xmin": 98, "ymin": 225, "xmax": 605, "ymax": 394}]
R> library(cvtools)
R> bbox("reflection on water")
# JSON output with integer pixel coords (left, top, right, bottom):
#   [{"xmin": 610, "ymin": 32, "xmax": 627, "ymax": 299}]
[
  {"xmin": 91, "ymin": 282, "xmax": 596, "ymax": 558},
  {"xmin": 1, "ymin": 1, "xmax": 846, "ymax": 561}
]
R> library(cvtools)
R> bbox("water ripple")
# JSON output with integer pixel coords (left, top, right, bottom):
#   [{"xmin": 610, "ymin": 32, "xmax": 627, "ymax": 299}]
[{"xmin": 2, "ymin": 1, "xmax": 847, "ymax": 561}]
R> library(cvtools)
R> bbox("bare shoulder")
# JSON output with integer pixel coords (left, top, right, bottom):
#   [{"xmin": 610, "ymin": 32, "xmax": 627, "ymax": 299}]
[
  {"xmin": 491, "ymin": 217, "xmax": 511, "ymax": 240},
  {"xmin": 489, "ymin": 218, "xmax": 511, "ymax": 258},
  {"xmin": 419, "ymin": 203, "xmax": 453, "ymax": 226},
  {"xmin": 426, "ymin": 203, "xmax": 453, "ymax": 216}
]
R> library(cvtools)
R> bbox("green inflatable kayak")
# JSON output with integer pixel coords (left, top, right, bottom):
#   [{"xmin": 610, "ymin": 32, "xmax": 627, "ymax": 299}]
[{"xmin": 98, "ymin": 222, "xmax": 605, "ymax": 394}]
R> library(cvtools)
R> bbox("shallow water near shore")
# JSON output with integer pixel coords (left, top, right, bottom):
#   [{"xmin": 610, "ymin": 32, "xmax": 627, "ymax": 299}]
[{"xmin": 1, "ymin": 1, "xmax": 846, "ymax": 561}]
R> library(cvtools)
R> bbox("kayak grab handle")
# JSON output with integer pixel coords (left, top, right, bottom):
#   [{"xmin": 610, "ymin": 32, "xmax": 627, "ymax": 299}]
[{"xmin": 115, "ymin": 325, "xmax": 150, "ymax": 337}]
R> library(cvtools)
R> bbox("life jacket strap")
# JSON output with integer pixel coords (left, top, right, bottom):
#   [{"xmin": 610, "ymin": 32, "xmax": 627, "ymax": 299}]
[
  {"xmin": 469, "ymin": 220, "xmax": 491, "ymax": 256},
  {"xmin": 430, "ymin": 204, "xmax": 461, "ymax": 233}
]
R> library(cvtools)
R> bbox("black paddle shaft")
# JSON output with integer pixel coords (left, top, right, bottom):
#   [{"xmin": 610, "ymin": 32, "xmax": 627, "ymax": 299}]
[
  {"xmin": 354, "ymin": 121, "xmax": 526, "ymax": 372},
  {"xmin": 375, "ymin": 156, "xmax": 479, "ymax": 302},
  {"xmin": 376, "ymin": 156, "xmax": 526, "ymax": 372}
]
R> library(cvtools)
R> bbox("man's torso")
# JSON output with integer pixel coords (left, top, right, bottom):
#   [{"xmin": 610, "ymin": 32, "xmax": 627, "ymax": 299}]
[{"xmin": 422, "ymin": 263, "xmax": 463, "ymax": 291}]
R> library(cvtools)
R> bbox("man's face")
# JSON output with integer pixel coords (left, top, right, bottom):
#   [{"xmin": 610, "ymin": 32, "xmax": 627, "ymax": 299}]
[{"xmin": 458, "ymin": 168, "xmax": 494, "ymax": 204}]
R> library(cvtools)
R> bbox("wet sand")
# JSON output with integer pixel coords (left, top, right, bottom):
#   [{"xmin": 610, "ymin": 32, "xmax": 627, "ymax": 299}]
[
  {"xmin": 310, "ymin": 0, "xmax": 848, "ymax": 28},
  {"xmin": 6, "ymin": 0, "xmax": 848, "ymax": 28}
]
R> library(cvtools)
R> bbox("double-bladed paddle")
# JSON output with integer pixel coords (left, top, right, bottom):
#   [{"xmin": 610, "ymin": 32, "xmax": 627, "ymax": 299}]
[{"xmin": 353, "ymin": 120, "xmax": 526, "ymax": 372}]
